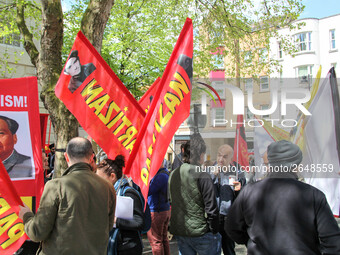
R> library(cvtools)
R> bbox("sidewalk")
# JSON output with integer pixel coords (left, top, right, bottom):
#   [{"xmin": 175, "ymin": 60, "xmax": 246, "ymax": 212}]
[
  {"xmin": 142, "ymin": 218, "xmax": 340, "ymax": 254},
  {"xmin": 142, "ymin": 235, "xmax": 247, "ymax": 255}
]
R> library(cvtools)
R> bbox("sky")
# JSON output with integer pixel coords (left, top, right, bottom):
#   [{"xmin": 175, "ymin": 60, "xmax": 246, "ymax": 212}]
[
  {"xmin": 299, "ymin": 0, "xmax": 340, "ymax": 19},
  {"xmin": 61, "ymin": 0, "xmax": 340, "ymax": 19}
]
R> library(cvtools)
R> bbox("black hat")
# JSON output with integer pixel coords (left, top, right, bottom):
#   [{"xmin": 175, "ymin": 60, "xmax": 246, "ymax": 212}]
[{"xmin": 267, "ymin": 140, "xmax": 302, "ymax": 170}]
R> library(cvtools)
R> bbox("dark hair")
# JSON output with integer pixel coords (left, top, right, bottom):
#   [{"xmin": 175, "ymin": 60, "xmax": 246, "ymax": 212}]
[
  {"xmin": 66, "ymin": 137, "xmax": 93, "ymax": 161},
  {"xmin": 69, "ymin": 50, "xmax": 80, "ymax": 61},
  {"xmin": 183, "ymin": 133, "xmax": 206, "ymax": 165},
  {"xmin": 49, "ymin": 143, "xmax": 55, "ymax": 149},
  {"xmin": 97, "ymin": 155, "xmax": 125, "ymax": 179},
  {"xmin": 0, "ymin": 115, "xmax": 19, "ymax": 134}
]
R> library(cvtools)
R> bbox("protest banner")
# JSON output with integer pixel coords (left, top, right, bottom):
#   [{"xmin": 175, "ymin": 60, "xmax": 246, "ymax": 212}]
[
  {"xmin": 0, "ymin": 76, "xmax": 42, "ymax": 254},
  {"xmin": 55, "ymin": 31, "xmax": 145, "ymax": 161},
  {"xmin": 125, "ymin": 18, "xmax": 193, "ymax": 200}
]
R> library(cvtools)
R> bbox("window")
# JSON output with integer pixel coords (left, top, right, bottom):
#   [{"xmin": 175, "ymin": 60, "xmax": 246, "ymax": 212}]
[
  {"xmin": 210, "ymin": 30, "xmax": 222, "ymax": 45},
  {"xmin": 330, "ymin": 29, "xmax": 336, "ymax": 50},
  {"xmin": 244, "ymin": 78, "xmax": 253, "ymax": 92},
  {"xmin": 296, "ymin": 65, "xmax": 313, "ymax": 82},
  {"xmin": 244, "ymin": 51, "xmax": 252, "ymax": 65},
  {"xmin": 212, "ymin": 54, "xmax": 224, "ymax": 69},
  {"xmin": 0, "ymin": 22, "xmax": 21, "ymax": 47},
  {"xmin": 215, "ymin": 108, "xmax": 225, "ymax": 119},
  {"xmin": 259, "ymin": 48, "xmax": 268, "ymax": 63},
  {"xmin": 0, "ymin": 32, "xmax": 21, "ymax": 47},
  {"xmin": 245, "ymin": 107, "xmax": 254, "ymax": 120},
  {"xmin": 211, "ymin": 81, "xmax": 226, "ymax": 99},
  {"xmin": 295, "ymin": 32, "xmax": 312, "ymax": 52},
  {"xmin": 261, "ymin": 105, "xmax": 270, "ymax": 118},
  {"xmin": 260, "ymin": 76, "xmax": 269, "ymax": 92},
  {"xmin": 211, "ymin": 108, "xmax": 225, "ymax": 126},
  {"xmin": 278, "ymin": 42, "xmax": 283, "ymax": 59}
]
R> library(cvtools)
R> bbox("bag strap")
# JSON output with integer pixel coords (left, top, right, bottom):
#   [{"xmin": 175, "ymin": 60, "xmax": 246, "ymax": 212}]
[{"xmin": 117, "ymin": 177, "xmax": 131, "ymax": 196}]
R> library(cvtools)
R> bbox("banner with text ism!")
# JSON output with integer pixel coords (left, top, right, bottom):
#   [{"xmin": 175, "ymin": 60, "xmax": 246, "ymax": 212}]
[
  {"xmin": 125, "ymin": 18, "xmax": 193, "ymax": 200},
  {"xmin": 0, "ymin": 77, "xmax": 43, "ymax": 254},
  {"xmin": 55, "ymin": 31, "xmax": 145, "ymax": 160}
]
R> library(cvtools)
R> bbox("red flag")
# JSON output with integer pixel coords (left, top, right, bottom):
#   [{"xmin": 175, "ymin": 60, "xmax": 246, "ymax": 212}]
[
  {"xmin": 125, "ymin": 18, "xmax": 193, "ymax": 200},
  {"xmin": 0, "ymin": 77, "xmax": 44, "ymax": 210},
  {"xmin": 40, "ymin": 113, "xmax": 49, "ymax": 147},
  {"xmin": 0, "ymin": 160, "xmax": 28, "ymax": 254},
  {"xmin": 233, "ymin": 115, "xmax": 249, "ymax": 169},
  {"xmin": 55, "ymin": 31, "xmax": 145, "ymax": 160},
  {"xmin": 138, "ymin": 77, "xmax": 161, "ymax": 113}
]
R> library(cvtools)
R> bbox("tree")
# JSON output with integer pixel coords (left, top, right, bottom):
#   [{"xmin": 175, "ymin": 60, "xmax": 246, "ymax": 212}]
[
  {"xmin": 0, "ymin": 0, "xmax": 303, "ymax": 176},
  {"xmin": 63, "ymin": 0, "xmax": 192, "ymax": 98},
  {"xmin": 193, "ymin": 0, "xmax": 304, "ymax": 81},
  {"xmin": 1, "ymin": 0, "xmax": 114, "ymax": 176},
  {"xmin": 0, "ymin": 0, "xmax": 193, "ymax": 176}
]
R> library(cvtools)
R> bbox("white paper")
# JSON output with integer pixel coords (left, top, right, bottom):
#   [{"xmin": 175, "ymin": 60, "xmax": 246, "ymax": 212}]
[{"xmin": 115, "ymin": 195, "xmax": 134, "ymax": 220}]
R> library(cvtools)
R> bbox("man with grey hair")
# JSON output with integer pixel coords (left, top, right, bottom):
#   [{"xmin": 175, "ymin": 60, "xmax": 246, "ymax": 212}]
[
  {"xmin": 225, "ymin": 140, "xmax": 340, "ymax": 255},
  {"xmin": 19, "ymin": 137, "xmax": 116, "ymax": 255},
  {"xmin": 0, "ymin": 115, "xmax": 32, "ymax": 178},
  {"xmin": 212, "ymin": 144, "xmax": 245, "ymax": 255}
]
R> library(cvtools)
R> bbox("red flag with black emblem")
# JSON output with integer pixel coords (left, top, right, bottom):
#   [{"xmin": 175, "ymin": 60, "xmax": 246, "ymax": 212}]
[
  {"xmin": 125, "ymin": 18, "xmax": 193, "ymax": 200},
  {"xmin": 55, "ymin": 31, "xmax": 145, "ymax": 161},
  {"xmin": 233, "ymin": 115, "xmax": 249, "ymax": 169}
]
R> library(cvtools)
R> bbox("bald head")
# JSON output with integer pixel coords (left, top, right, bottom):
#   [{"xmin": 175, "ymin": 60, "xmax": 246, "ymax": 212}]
[
  {"xmin": 65, "ymin": 137, "xmax": 93, "ymax": 165},
  {"xmin": 217, "ymin": 144, "xmax": 234, "ymax": 167}
]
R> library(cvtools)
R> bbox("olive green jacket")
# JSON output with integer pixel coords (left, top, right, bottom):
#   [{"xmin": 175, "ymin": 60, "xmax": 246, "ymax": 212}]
[
  {"xmin": 23, "ymin": 162, "xmax": 116, "ymax": 255},
  {"xmin": 169, "ymin": 163, "xmax": 212, "ymax": 236}
]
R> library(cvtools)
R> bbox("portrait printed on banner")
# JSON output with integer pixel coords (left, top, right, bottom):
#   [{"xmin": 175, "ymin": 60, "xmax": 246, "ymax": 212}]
[
  {"xmin": 0, "ymin": 112, "xmax": 35, "ymax": 179},
  {"xmin": 64, "ymin": 50, "xmax": 96, "ymax": 93}
]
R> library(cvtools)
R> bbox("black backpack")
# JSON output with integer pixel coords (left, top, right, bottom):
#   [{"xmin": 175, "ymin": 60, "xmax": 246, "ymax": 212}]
[{"xmin": 118, "ymin": 178, "xmax": 151, "ymax": 234}]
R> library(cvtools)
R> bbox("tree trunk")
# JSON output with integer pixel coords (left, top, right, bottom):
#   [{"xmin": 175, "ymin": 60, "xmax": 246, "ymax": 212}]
[
  {"xmin": 17, "ymin": 0, "xmax": 115, "ymax": 177},
  {"xmin": 81, "ymin": 0, "xmax": 115, "ymax": 52},
  {"xmin": 38, "ymin": 0, "xmax": 76, "ymax": 177}
]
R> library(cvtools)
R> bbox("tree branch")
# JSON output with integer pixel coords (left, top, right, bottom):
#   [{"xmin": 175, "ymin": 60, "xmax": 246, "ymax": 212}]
[
  {"xmin": 16, "ymin": 1, "xmax": 39, "ymax": 67},
  {"xmin": 0, "ymin": 3, "xmax": 15, "ymax": 10}
]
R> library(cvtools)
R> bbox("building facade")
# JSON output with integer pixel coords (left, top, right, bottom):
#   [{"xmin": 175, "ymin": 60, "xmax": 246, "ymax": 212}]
[
  {"xmin": 270, "ymin": 14, "xmax": 340, "ymax": 80},
  {"xmin": 174, "ymin": 13, "xmax": 340, "ymax": 165}
]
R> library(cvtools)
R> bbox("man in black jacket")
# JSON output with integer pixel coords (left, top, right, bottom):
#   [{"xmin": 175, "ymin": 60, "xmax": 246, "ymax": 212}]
[
  {"xmin": 225, "ymin": 140, "xmax": 340, "ymax": 255},
  {"xmin": 211, "ymin": 144, "xmax": 246, "ymax": 255}
]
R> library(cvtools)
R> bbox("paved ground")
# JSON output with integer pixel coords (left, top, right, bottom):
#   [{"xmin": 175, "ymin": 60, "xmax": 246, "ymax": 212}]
[
  {"xmin": 15, "ymin": 219, "xmax": 340, "ymax": 255},
  {"xmin": 142, "ymin": 235, "xmax": 247, "ymax": 255},
  {"xmin": 142, "ymin": 219, "xmax": 340, "ymax": 254}
]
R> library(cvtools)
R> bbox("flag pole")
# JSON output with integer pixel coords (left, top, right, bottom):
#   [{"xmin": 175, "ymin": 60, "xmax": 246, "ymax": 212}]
[{"xmin": 236, "ymin": 128, "xmax": 239, "ymax": 180}]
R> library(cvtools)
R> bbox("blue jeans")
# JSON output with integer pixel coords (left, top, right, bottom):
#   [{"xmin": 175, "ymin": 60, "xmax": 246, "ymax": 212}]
[{"xmin": 176, "ymin": 232, "xmax": 222, "ymax": 255}]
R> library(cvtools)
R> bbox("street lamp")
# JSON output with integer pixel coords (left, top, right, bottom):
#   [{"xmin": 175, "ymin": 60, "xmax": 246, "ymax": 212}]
[{"xmin": 187, "ymin": 104, "xmax": 207, "ymax": 133}]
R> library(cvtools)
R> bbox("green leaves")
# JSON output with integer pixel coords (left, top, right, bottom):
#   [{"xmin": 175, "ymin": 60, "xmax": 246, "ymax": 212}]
[{"xmin": 194, "ymin": 0, "xmax": 304, "ymax": 79}]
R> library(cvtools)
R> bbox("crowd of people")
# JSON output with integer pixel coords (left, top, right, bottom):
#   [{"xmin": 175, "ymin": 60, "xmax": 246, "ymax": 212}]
[{"xmin": 17, "ymin": 134, "xmax": 340, "ymax": 255}]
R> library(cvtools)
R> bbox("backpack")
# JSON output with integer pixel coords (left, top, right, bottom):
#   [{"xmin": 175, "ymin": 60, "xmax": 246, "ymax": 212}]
[{"xmin": 118, "ymin": 177, "xmax": 152, "ymax": 234}]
